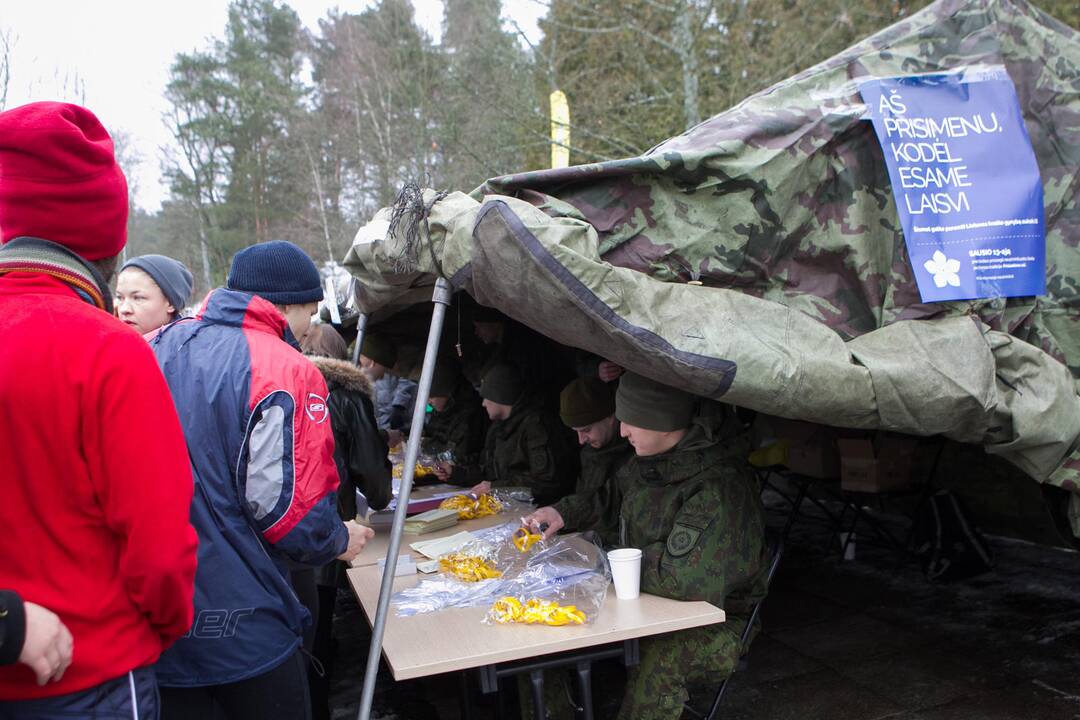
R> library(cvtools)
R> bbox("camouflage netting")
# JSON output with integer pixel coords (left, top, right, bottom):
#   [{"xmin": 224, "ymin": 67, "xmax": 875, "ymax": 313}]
[{"xmin": 343, "ymin": 0, "xmax": 1080, "ymax": 534}]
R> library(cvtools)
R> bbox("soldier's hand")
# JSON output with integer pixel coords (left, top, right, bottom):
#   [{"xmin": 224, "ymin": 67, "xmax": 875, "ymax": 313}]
[
  {"xmin": 597, "ymin": 361, "xmax": 624, "ymax": 382},
  {"xmin": 470, "ymin": 481, "xmax": 491, "ymax": 497},
  {"xmin": 337, "ymin": 520, "xmax": 376, "ymax": 563},
  {"xmin": 434, "ymin": 461, "xmax": 453, "ymax": 481},
  {"xmin": 20, "ymin": 602, "xmax": 73, "ymax": 686},
  {"xmin": 525, "ymin": 507, "xmax": 564, "ymax": 539}
]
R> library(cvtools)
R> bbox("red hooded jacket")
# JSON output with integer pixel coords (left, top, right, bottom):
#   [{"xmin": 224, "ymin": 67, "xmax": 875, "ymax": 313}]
[{"xmin": 0, "ymin": 272, "xmax": 198, "ymax": 700}]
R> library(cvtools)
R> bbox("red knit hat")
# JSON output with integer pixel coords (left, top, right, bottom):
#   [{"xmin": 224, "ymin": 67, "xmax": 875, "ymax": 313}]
[{"xmin": 0, "ymin": 101, "xmax": 128, "ymax": 260}]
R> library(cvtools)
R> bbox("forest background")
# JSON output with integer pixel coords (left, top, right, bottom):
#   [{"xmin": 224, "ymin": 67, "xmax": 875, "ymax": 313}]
[{"xmin": 1, "ymin": 0, "xmax": 1076, "ymax": 294}]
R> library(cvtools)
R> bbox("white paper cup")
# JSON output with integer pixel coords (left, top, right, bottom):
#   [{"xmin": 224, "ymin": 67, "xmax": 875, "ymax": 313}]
[{"xmin": 607, "ymin": 548, "xmax": 643, "ymax": 600}]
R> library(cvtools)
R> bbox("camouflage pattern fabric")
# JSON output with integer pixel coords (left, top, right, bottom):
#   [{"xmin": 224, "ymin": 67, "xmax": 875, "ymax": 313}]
[
  {"xmin": 344, "ymin": 0, "xmax": 1080, "ymax": 534},
  {"xmin": 615, "ymin": 421, "xmax": 769, "ymax": 624},
  {"xmin": 620, "ymin": 625, "xmax": 742, "ymax": 720},
  {"xmin": 423, "ymin": 380, "xmax": 489, "ymax": 468},
  {"xmin": 614, "ymin": 419, "xmax": 766, "ymax": 718},
  {"xmin": 478, "ymin": 397, "xmax": 579, "ymax": 506},
  {"xmin": 553, "ymin": 435, "xmax": 634, "ymax": 544}
]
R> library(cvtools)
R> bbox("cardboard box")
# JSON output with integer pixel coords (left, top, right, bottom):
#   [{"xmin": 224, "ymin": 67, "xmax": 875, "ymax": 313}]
[
  {"xmin": 769, "ymin": 417, "xmax": 840, "ymax": 479},
  {"xmin": 838, "ymin": 432, "xmax": 918, "ymax": 492}
]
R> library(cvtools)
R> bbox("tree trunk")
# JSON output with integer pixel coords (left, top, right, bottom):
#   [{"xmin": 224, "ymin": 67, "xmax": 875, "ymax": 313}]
[
  {"xmin": 195, "ymin": 204, "xmax": 213, "ymax": 292},
  {"xmin": 674, "ymin": 5, "xmax": 700, "ymax": 130}
]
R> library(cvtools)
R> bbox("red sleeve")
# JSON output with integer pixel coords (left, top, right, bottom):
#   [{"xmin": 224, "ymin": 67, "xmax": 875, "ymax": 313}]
[
  {"xmin": 240, "ymin": 349, "xmax": 346, "ymax": 565},
  {"xmin": 82, "ymin": 330, "xmax": 198, "ymax": 647}
]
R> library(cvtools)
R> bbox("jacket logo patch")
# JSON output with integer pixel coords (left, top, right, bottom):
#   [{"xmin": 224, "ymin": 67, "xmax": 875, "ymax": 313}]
[
  {"xmin": 306, "ymin": 393, "xmax": 329, "ymax": 424},
  {"xmin": 666, "ymin": 524, "xmax": 701, "ymax": 558},
  {"xmin": 530, "ymin": 448, "xmax": 549, "ymax": 472}
]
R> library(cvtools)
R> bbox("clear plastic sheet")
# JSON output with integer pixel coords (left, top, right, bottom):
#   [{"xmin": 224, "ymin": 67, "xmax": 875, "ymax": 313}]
[{"xmin": 392, "ymin": 523, "xmax": 610, "ymax": 624}]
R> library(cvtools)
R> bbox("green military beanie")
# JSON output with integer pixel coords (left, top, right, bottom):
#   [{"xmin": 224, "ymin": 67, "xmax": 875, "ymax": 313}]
[
  {"xmin": 615, "ymin": 371, "xmax": 695, "ymax": 432},
  {"xmin": 361, "ymin": 333, "xmax": 397, "ymax": 369},
  {"xmin": 560, "ymin": 377, "xmax": 615, "ymax": 428},
  {"xmin": 430, "ymin": 360, "xmax": 459, "ymax": 398},
  {"xmin": 480, "ymin": 364, "xmax": 523, "ymax": 405}
]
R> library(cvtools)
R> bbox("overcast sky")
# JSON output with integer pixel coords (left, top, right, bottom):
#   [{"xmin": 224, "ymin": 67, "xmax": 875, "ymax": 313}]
[{"xmin": 2, "ymin": 0, "xmax": 545, "ymax": 211}]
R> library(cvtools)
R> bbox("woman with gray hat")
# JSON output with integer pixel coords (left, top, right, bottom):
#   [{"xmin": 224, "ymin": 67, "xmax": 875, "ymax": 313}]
[{"xmin": 115, "ymin": 254, "xmax": 194, "ymax": 335}]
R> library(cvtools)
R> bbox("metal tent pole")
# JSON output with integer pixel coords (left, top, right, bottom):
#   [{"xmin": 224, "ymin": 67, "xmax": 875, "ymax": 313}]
[
  {"xmin": 352, "ymin": 312, "xmax": 369, "ymax": 366},
  {"xmin": 357, "ymin": 277, "xmax": 452, "ymax": 720}
]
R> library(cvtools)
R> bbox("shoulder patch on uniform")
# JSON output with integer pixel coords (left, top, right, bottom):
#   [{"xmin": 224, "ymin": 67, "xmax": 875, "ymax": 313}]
[
  {"xmin": 666, "ymin": 523, "xmax": 701, "ymax": 558},
  {"xmin": 530, "ymin": 448, "xmax": 550, "ymax": 472}
]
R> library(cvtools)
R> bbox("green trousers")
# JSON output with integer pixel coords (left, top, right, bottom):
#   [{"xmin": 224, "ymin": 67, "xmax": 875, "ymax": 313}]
[
  {"xmin": 519, "ymin": 624, "xmax": 742, "ymax": 720},
  {"xmin": 616, "ymin": 625, "xmax": 741, "ymax": 720}
]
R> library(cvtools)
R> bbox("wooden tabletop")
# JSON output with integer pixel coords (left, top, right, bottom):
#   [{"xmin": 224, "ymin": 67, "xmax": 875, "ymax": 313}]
[
  {"xmin": 350, "ymin": 488, "xmax": 531, "ymax": 567},
  {"xmin": 346, "ymin": 565, "xmax": 726, "ymax": 680}
]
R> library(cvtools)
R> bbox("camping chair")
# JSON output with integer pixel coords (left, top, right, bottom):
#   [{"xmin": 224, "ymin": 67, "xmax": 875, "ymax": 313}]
[{"xmin": 686, "ymin": 530, "xmax": 784, "ymax": 720}]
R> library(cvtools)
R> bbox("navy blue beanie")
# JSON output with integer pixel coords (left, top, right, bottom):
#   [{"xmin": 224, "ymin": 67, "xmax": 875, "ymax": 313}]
[
  {"xmin": 227, "ymin": 240, "xmax": 323, "ymax": 306},
  {"xmin": 121, "ymin": 254, "xmax": 194, "ymax": 313}
]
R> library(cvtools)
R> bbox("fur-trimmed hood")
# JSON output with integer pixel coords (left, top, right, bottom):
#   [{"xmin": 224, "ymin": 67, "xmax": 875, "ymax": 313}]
[{"xmin": 309, "ymin": 356, "xmax": 373, "ymax": 397}]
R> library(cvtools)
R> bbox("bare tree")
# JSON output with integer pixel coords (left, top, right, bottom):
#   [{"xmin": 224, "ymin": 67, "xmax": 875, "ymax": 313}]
[{"xmin": 0, "ymin": 28, "xmax": 14, "ymax": 111}]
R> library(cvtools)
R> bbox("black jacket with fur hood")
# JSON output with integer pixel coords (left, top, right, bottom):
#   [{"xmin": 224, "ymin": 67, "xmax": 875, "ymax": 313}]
[{"xmin": 309, "ymin": 357, "xmax": 392, "ymax": 519}]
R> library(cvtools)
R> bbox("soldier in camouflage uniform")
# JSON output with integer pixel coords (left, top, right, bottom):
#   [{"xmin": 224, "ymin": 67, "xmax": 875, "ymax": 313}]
[
  {"xmin": 552, "ymin": 377, "xmax": 633, "ymax": 545},
  {"xmin": 528, "ymin": 372, "xmax": 769, "ymax": 719},
  {"xmin": 444, "ymin": 363, "xmax": 578, "ymax": 506},
  {"xmin": 426, "ymin": 359, "xmax": 489, "ymax": 479}
]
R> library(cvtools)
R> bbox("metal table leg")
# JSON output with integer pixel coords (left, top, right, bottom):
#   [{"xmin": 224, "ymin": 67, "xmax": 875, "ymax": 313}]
[
  {"xmin": 458, "ymin": 670, "xmax": 472, "ymax": 720},
  {"xmin": 575, "ymin": 660, "xmax": 594, "ymax": 720},
  {"xmin": 530, "ymin": 669, "xmax": 546, "ymax": 719}
]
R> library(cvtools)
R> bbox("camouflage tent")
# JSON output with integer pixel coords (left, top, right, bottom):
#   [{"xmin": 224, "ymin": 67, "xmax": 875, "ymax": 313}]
[{"xmin": 343, "ymin": 0, "xmax": 1080, "ymax": 535}]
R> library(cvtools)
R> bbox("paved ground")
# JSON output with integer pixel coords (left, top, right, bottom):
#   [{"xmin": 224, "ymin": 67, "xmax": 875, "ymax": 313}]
[{"xmin": 329, "ymin": 481, "xmax": 1080, "ymax": 719}]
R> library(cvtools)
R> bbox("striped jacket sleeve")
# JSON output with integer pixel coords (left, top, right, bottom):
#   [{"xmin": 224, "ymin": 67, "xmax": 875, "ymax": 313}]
[{"xmin": 239, "ymin": 366, "xmax": 348, "ymax": 566}]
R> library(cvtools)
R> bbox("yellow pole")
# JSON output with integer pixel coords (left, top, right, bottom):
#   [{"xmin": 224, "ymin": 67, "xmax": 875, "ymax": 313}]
[{"xmin": 550, "ymin": 89, "xmax": 570, "ymax": 169}]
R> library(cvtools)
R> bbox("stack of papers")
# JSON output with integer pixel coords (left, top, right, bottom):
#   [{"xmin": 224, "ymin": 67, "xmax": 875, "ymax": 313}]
[
  {"xmin": 410, "ymin": 531, "xmax": 476, "ymax": 573},
  {"xmin": 403, "ymin": 508, "xmax": 460, "ymax": 535},
  {"xmin": 409, "ymin": 531, "xmax": 475, "ymax": 558}
]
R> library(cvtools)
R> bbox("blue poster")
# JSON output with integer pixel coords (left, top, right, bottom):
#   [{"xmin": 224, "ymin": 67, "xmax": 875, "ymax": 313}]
[{"xmin": 860, "ymin": 68, "xmax": 1044, "ymax": 302}]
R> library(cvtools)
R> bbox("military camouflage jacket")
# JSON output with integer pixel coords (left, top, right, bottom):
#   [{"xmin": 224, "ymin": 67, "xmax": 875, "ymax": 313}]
[
  {"xmin": 424, "ymin": 382, "xmax": 489, "ymax": 469},
  {"xmin": 568, "ymin": 420, "xmax": 769, "ymax": 626},
  {"xmin": 478, "ymin": 397, "xmax": 579, "ymax": 506},
  {"xmin": 554, "ymin": 435, "xmax": 634, "ymax": 543}
]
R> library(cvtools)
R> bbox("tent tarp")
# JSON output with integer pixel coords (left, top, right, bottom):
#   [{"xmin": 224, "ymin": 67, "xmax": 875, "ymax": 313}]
[{"xmin": 343, "ymin": 0, "xmax": 1080, "ymax": 530}]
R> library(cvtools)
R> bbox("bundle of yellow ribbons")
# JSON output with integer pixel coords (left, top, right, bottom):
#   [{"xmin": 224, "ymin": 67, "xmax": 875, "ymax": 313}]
[
  {"xmin": 392, "ymin": 463, "xmax": 435, "ymax": 480},
  {"xmin": 439, "ymin": 493, "xmax": 503, "ymax": 520},
  {"xmin": 490, "ymin": 597, "xmax": 586, "ymax": 626},
  {"xmin": 512, "ymin": 526, "xmax": 542, "ymax": 553},
  {"xmin": 438, "ymin": 553, "xmax": 502, "ymax": 582}
]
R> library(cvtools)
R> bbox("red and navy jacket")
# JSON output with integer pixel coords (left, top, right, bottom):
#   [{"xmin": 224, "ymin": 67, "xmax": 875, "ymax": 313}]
[{"xmin": 149, "ymin": 288, "xmax": 347, "ymax": 687}]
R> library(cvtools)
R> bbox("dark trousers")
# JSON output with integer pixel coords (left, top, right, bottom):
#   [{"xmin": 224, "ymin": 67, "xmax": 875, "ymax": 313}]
[
  {"xmin": 159, "ymin": 650, "xmax": 310, "ymax": 720},
  {"xmin": 0, "ymin": 666, "xmax": 158, "ymax": 719},
  {"xmin": 308, "ymin": 584, "xmax": 338, "ymax": 720}
]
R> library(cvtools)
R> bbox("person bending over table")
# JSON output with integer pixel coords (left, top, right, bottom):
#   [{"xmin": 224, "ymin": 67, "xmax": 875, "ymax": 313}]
[
  {"xmin": 526, "ymin": 372, "xmax": 770, "ymax": 720},
  {"xmin": 442, "ymin": 363, "xmax": 578, "ymax": 507}
]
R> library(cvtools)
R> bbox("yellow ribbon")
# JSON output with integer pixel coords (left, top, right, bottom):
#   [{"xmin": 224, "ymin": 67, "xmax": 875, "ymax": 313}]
[
  {"xmin": 490, "ymin": 597, "xmax": 586, "ymax": 626},
  {"xmin": 439, "ymin": 493, "xmax": 503, "ymax": 520},
  {"xmin": 392, "ymin": 463, "xmax": 435, "ymax": 479},
  {"xmin": 512, "ymin": 526, "xmax": 543, "ymax": 553},
  {"xmin": 438, "ymin": 553, "xmax": 502, "ymax": 582}
]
